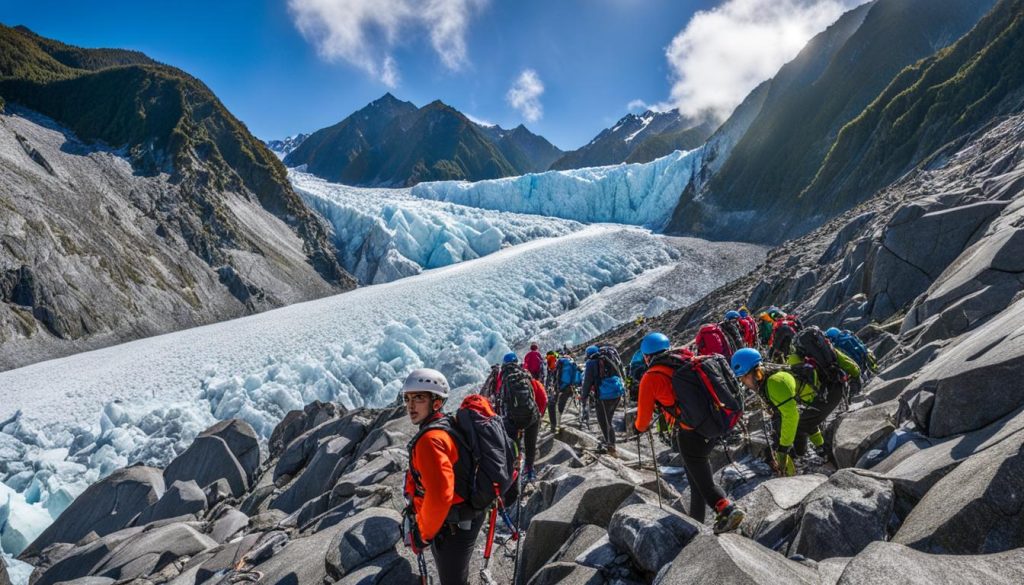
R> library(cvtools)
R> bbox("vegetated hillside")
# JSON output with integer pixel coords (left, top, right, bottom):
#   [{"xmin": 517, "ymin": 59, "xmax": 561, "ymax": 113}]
[
  {"xmin": 803, "ymin": 0, "xmax": 1024, "ymax": 216},
  {"xmin": 668, "ymin": 0, "xmax": 998, "ymax": 243},
  {"xmin": 0, "ymin": 25, "xmax": 355, "ymax": 369},
  {"xmin": 285, "ymin": 94, "xmax": 561, "ymax": 186},
  {"xmin": 550, "ymin": 109, "xmax": 713, "ymax": 170}
]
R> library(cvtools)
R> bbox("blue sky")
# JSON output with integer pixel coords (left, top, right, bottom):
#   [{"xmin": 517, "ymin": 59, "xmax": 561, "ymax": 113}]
[{"xmin": 1, "ymin": 0, "xmax": 863, "ymax": 150}]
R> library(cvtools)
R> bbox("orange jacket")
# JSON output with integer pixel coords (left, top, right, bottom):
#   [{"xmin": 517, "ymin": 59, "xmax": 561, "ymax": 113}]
[
  {"xmin": 634, "ymin": 363, "xmax": 679, "ymax": 433},
  {"xmin": 546, "ymin": 354, "xmax": 557, "ymax": 371},
  {"xmin": 405, "ymin": 415, "xmax": 464, "ymax": 541}
]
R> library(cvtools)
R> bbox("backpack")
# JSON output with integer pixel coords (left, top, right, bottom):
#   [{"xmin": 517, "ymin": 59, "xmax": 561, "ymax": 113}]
[
  {"xmin": 792, "ymin": 326, "xmax": 845, "ymax": 387},
  {"xmin": 738, "ymin": 317, "xmax": 758, "ymax": 346},
  {"xmin": 832, "ymin": 330, "xmax": 870, "ymax": 371},
  {"xmin": 407, "ymin": 395, "xmax": 515, "ymax": 511},
  {"xmin": 719, "ymin": 319, "xmax": 745, "ymax": 352},
  {"xmin": 594, "ymin": 345, "xmax": 626, "ymax": 400},
  {"xmin": 557, "ymin": 357, "xmax": 576, "ymax": 386},
  {"xmin": 769, "ymin": 319, "xmax": 798, "ymax": 358},
  {"xmin": 500, "ymin": 363, "xmax": 540, "ymax": 429},
  {"xmin": 695, "ymin": 323, "xmax": 733, "ymax": 359},
  {"xmin": 649, "ymin": 353, "xmax": 744, "ymax": 439}
]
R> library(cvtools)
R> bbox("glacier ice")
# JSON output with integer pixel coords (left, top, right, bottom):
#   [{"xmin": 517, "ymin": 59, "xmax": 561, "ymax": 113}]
[
  {"xmin": 410, "ymin": 148, "xmax": 704, "ymax": 229},
  {"xmin": 294, "ymin": 172, "xmax": 583, "ymax": 284}
]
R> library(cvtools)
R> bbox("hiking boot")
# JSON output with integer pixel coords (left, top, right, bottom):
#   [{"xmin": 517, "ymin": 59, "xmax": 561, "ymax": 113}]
[
  {"xmin": 713, "ymin": 504, "xmax": 745, "ymax": 534},
  {"xmin": 606, "ymin": 445, "xmax": 617, "ymax": 456},
  {"xmin": 524, "ymin": 466, "xmax": 536, "ymax": 482}
]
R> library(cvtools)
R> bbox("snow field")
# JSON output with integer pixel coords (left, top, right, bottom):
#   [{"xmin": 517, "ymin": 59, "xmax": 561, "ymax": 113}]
[{"xmin": 410, "ymin": 148, "xmax": 705, "ymax": 229}]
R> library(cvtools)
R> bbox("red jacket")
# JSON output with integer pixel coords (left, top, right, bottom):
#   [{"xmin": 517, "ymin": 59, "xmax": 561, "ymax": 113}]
[{"xmin": 523, "ymin": 350, "xmax": 543, "ymax": 376}]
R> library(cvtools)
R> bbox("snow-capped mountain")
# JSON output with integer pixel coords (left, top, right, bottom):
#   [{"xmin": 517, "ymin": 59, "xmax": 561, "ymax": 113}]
[
  {"xmin": 550, "ymin": 109, "xmax": 714, "ymax": 170},
  {"xmin": 264, "ymin": 133, "xmax": 309, "ymax": 159}
]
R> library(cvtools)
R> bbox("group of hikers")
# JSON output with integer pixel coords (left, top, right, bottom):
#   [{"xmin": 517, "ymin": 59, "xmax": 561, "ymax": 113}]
[{"xmin": 400, "ymin": 307, "xmax": 879, "ymax": 584}]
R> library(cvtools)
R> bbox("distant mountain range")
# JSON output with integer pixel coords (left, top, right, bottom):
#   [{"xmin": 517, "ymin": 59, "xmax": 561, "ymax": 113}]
[
  {"xmin": 550, "ymin": 110, "xmax": 714, "ymax": 170},
  {"xmin": 282, "ymin": 94, "xmax": 563, "ymax": 187}
]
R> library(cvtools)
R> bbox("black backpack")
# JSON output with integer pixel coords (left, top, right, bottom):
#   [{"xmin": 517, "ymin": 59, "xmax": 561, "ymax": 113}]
[
  {"xmin": 719, "ymin": 319, "xmax": 745, "ymax": 353},
  {"xmin": 769, "ymin": 320, "xmax": 798, "ymax": 359},
  {"xmin": 649, "ymin": 353, "xmax": 744, "ymax": 439},
  {"xmin": 595, "ymin": 344, "xmax": 624, "ymax": 380},
  {"xmin": 793, "ymin": 326, "xmax": 845, "ymax": 387},
  {"xmin": 407, "ymin": 395, "xmax": 516, "ymax": 511},
  {"xmin": 500, "ymin": 363, "xmax": 540, "ymax": 430}
]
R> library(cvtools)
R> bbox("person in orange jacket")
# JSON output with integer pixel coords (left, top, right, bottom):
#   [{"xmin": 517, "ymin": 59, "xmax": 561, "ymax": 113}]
[
  {"xmin": 403, "ymin": 368, "xmax": 485, "ymax": 585},
  {"xmin": 633, "ymin": 332, "xmax": 745, "ymax": 534}
]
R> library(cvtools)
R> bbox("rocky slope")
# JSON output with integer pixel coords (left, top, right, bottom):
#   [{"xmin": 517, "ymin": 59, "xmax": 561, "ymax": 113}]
[
  {"xmin": 0, "ymin": 26, "xmax": 355, "ymax": 370},
  {"xmin": 284, "ymin": 94, "xmax": 561, "ymax": 186},
  {"xmin": 667, "ymin": 0, "xmax": 1000, "ymax": 243},
  {"xmin": 550, "ymin": 109, "xmax": 713, "ymax": 170}
]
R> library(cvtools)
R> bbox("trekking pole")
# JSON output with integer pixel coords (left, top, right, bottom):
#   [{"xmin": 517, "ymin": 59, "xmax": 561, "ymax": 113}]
[
  {"xmin": 636, "ymin": 428, "xmax": 643, "ymax": 469},
  {"xmin": 512, "ymin": 433, "xmax": 524, "ymax": 585},
  {"xmin": 416, "ymin": 552, "xmax": 431, "ymax": 585},
  {"xmin": 647, "ymin": 431, "xmax": 664, "ymax": 510},
  {"xmin": 480, "ymin": 485, "xmax": 500, "ymax": 585}
]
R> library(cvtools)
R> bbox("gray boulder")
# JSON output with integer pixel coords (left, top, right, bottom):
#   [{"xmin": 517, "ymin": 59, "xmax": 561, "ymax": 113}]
[
  {"xmin": 907, "ymin": 294, "xmax": 1024, "ymax": 438},
  {"xmin": 274, "ymin": 412, "xmax": 368, "ymax": 482},
  {"xmin": 164, "ymin": 435, "xmax": 248, "ymax": 497},
  {"xmin": 573, "ymin": 535, "xmax": 618, "ymax": 569},
  {"xmin": 608, "ymin": 503, "xmax": 703, "ymax": 574},
  {"xmin": 250, "ymin": 521, "xmax": 347, "ymax": 585},
  {"xmin": 335, "ymin": 550, "xmax": 413, "ymax": 585},
  {"xmin": 329, "ymin": 450, "xmax": 404, "ymax": 504},
  {"xmin": 654, "ymin": 533, "xmax": 819, "ymax": 584},
  {"xmin": 526, "ymin": 562, "xmax": 603, "ymax": 585},
  {"xmin": 21, "ymin": 466, "xmax": 164, "ymax": 559},
  {"xmin": 833, "ymin": 401, "xmax": 898, "ymax": 469},
  {"xmin": 893, "ymin": 422, "xmax": 1024, "ymax": 554},
  {"xmin": 309, "ymin": 486, "xmax": 392, "ymax": 533},
  {"xmin": 135, "ymin": 480, "xmax": 207, "ymax": 526},
  {"xmin": 209, "ymin": 508, "xmax": 249, "ymax": 543},
  {"xmin": 270, "ymin": 401, "xmax": 341, "ymax": 457},
  {"xmin": 29, "ymin": 527, "xmax": 144, "ymax": 585},
  {"xmin": 836, "ymin": 541, "xmax": 1024, "ymax": 584},
  {"xmin": 324, "ymin": 507, "xmax": 403, "ymax": 578},
  {"xmin": 271, "ymin": 434, "xmax": 359, "ymax": 513},
  {"xmin": 182, "ymin": 533, "xmax": 260, "ymax": 583},
  {"xmin": 198, "ymin": 419, "xmax": 261, "ymax": 485},
  {"xmin": 90, "ymin": 523, "xmax": 216, "ymax": 580},
  {"xmin": 790, "ymin": 470, "xmax": 893, "ymax": 560},
  {"xmin": 520, "ymin": 477, "xmax": 635, "ymax": 582},
  {"xmin": 736, "ymin": 475, "xmax": 828, "ymax": 550}
]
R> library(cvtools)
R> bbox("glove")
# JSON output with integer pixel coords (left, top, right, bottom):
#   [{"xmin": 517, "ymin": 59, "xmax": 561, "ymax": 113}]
[{"xmin": 774, "ymin": 444, "xmax": 796, "ymax": 477}]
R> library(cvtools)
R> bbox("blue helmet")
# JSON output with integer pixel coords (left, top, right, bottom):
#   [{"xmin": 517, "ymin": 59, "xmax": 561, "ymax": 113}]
[
  {"xmin": 825, "ymin": 327, "xmax": 841, "ymax": 339},
  {"xmin": 739, "ymin": 308, "xmax": 750, "ymax": 318},
  {"xmin": 640, "ymin": 332, "xmax": 671, "ymax": 356},
  {"xmin": 585, "ymin": 345, "xmax": 600, "ymax": 357},
  {"xmin": 725, "ymin": 310, "xmax": 741, "ymax": 320},
  {"xmin": 731, "ymin": 348, "xmax": 763, "ymax": 376},
  {"xmin": 503, "ymin": 352, "xmax": 518, "ymax": 364}
]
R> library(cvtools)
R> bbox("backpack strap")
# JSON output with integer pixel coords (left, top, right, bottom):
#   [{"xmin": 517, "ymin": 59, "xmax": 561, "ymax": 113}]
[{"xmin": 406, "ymin": 415, "xmax": 461, "ymax": 498}]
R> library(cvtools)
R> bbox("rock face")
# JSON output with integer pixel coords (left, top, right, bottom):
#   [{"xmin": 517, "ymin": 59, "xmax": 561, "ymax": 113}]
[
  {"xmin": 21, "ymin": 466, "xmax": 164, "ymax": 559},
  {"xmin": 608, "ymin": 503, "xmax": 704, "ymax": 574},
  {"xmin": 163, "ymin": 435, "xmax": 249, "ymax": 497},
  {"xmin": 134, "ymin": 480, "xmax": 207, "ymax": 526},
  {"xmin": 654, "ymin": 534, "xmax": 820, "ymax": 584},
  {"xmin": 835, "ymin": 541, "xmax": 1024, "ymax": 584},
  {"xmin": 789, "ymin": 470, "xmax": 894, "ymax": 560}
]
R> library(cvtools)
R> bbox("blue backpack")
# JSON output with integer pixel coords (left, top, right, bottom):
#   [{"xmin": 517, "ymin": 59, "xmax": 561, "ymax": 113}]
[
  {"xmin": 557, "ymin": 357, "xmax": 577, "ymax": 386},
  {"xmin": 833, "ymin": 331, "xmax": 869, "ymax": 370}
]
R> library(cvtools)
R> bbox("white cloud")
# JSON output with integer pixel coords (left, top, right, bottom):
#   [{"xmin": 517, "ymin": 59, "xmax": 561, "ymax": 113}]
[
  {"xmin": 506, "ymin": 69, "xmax": 544, "ymax": 123},
  {"xmin": 664, "ymin": 0, "xmax": 869, "ymax": 121},
  {"xmin": 464, "ymin": 112, "xmax": 495, "ymax": 127},
  {"xmin": 626, "ymin": 99, "xmax": 649, "ymax": 113},
  {"xmin": 288, "ymin": 0, "xmax": 487, "ymax": 87}
]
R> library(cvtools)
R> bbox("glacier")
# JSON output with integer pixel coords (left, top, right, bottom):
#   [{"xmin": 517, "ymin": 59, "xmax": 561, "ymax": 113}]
[
  {"xmin": 293, "ymin": 172, "xmax": 583, "ymax": 284},
  {"xmin": 410, "ymin": 148, "xmax": 705, "ymax": 229},
  {"xmin": 0, "ymin": 224, "xmax": 762, "ymax": 557}
]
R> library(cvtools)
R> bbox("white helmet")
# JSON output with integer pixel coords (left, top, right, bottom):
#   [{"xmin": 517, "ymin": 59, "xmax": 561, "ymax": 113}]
[{"xmin": 402, "ymin": 368, "xmax": 450, "ymax": 398}]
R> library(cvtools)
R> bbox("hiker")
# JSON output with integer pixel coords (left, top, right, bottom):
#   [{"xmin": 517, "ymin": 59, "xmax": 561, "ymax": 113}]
[
  {"xmin": 757, "ymin": 311, "xmax": 775, "ymax": 347},
  {"xmin": 549, "ymin": 353, "xmax": 580, "ymax": 432},
  {"xmin": 523, "ymin": 343, "xmax": 544, "ymax": 380},
  {"xmin": 767, "ymin": 311, "xmax": 801, "ymax": 363},
  {"xmin": 720, "ymin": 311, "xmax": 747, "ymax": 352},
  {"xmin": 545, "ymin": 350, "xmax": 559, "ymax": 389},
  {"xmin": 736, "ymin": 308, "xmax": 758, "ymax": 348},
  {"xmin": 628, "ymin": 349, "xmax": 646, "ymax": 403},
  {"xmin": 730, "ymin": 349, "xmax": 799, "ymax": 476},
  {"xmin": 581, "ymin": 344, "xmax": 626, "ymax": 455},
  {"xmin": 826, "ymin": 327, "xmax": 879, "ymax": 392},
  {"xmin": 497, "ymin": 352, "xmax": 547, "ymax": 481},
  {"xmin": 634, "ymin": 332, "xmax": 745, "ymax": 533},
  {"xmin": 402, "ymin": 369, "xmax": 488, "ymax": 585}
]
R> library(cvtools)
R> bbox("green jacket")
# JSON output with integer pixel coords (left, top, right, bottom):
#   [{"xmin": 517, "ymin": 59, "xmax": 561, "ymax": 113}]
[
  {"xmin": 758, "ymin": 320, "xmax": 774, "ymax": 345},
  {"xmin": 763, "ymin": 350, "xmax": 860, "ymax": 448}
]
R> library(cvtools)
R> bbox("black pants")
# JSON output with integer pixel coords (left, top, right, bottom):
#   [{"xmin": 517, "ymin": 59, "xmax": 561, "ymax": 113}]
[
  {"xmin": 596, "ymin": 397, "xmax": 620, "ymax": 447},
  {"xmin": 547, "ymin": 384, "xmax": 574, "ymax": 429},
  {"xmin": 675, "ymin": 429, "xmax": 727, "ymax": 524},
  {"xmin": 431, "ymin": 511, "xmax": 485, "ymax": 585},
  {"xmin": 505, "ymin": 419, "xmax": 539, "ymax": 470},
  {"xmin": 793, "ymin": 382, "xmax": 845, "ymax": 456}
]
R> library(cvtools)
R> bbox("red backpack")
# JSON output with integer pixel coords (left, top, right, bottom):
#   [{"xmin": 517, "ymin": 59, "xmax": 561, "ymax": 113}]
[
  {"xmin": 738, "ymin": 317, "xmax": 757, "ymax": 346},
  {"xmin": 695, "ymin": 323, "xmax": 734, "ymax": 359},
  {"xmin": 648, "ymin": 353, "xmax": 744, "ymax": 439}
]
